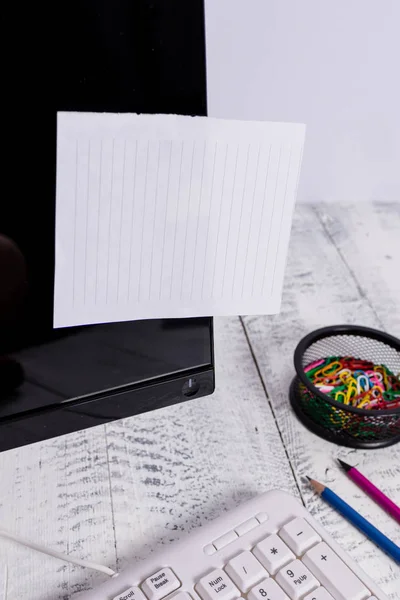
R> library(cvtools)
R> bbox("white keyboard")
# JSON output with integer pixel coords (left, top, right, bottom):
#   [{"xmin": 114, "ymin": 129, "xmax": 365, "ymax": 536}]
[{"xmin": 77, "ymin": 490, "xmax": 389, "ymax": 600}]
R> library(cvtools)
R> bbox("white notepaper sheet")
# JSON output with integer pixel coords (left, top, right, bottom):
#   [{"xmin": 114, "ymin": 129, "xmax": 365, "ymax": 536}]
[{"xmin": 54, "ymin": 112, "xmax": 305, "ymax": 327}]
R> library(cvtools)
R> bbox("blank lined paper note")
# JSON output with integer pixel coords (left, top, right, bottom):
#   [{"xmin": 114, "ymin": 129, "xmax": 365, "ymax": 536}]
[{"xmin": 54, "ymin": 112, "xmax": 305, "ymax": 327}]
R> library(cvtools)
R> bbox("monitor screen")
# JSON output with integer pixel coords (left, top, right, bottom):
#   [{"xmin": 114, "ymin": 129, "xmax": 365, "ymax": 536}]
[{"xmin": 1, "ymin": 0, "xmax": 213, "ymax": 450}]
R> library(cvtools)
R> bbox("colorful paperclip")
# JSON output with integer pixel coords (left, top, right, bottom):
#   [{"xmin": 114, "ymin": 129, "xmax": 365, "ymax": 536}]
[{"xmin": 304, "ymin": 355, "xmax": 399, "ymax": 412}]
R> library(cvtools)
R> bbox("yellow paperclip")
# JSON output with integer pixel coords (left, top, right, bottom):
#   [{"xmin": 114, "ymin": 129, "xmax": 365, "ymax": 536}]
[
  {"xmin": 343, "ymin": 376, "xmax": 357, "ymax": 390},
  {"xmin": 337, "ymin": 368, "xmax": 351, "ymax": 378},
  {"xmin": 314, "ymin": 361, "xmax": 341, "ymax": 379},
  {"xmin": 321, "ymin": 361, "xmax": 342, "ymax": 376},
  {"xmin": 345, "ymin": 383, "xmax": 357, "ymax": 405},
  {"xmin": 335, "ymin": 391, "xmax": 346, "ymax": 404},
  {"xmin": 339, "ymin": 370, "xmax": 352, "ymax": 384},
  {"xmin": 375, "ymin": 366, "xmax": 389, "ymax": 388},
  {"xmin": 370, "ymin": 385, "xmax": 382, "ymax": 398},
  {"xmin": 358, "ymin": 394, "xmax": 373, "ymax": 409}
]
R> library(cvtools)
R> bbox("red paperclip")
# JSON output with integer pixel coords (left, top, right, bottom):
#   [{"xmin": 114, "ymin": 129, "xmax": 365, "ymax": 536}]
[
  {"xmin": 345, "ymin": 359, "xmax": 374, "ymax": 370},
  {"xmin": 383, "ymin": 400, "xmax": 400, "ymax": 410}
]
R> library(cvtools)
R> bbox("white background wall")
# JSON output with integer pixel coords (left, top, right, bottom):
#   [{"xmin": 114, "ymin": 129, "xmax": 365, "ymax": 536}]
[{"xmin": 205, "ymin": 0, "xmax": 400, "ymax": 203}]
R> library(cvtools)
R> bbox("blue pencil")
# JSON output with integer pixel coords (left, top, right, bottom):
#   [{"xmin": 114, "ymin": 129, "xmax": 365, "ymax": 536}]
[{"xmin": 308, "ymin": 477, "xmax": 400, "ymax": 563}]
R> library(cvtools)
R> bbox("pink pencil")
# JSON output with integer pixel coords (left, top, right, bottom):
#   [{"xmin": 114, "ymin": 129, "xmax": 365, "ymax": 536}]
[{"xmin": 338, "ymin": 459, "xmax": 400, "ymax": 524}]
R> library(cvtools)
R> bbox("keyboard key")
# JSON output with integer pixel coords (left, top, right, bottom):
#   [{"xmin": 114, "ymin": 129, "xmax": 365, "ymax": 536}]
[
  {"xmin": 214, "ymin": 530, "xmax": 238, "ymax": 550},
  {"xmin": 225, "ymin": 551, "xmax": 268, "ymax": 592},
  {"xmin": 279, "ymin": 518, "xmax": 321, "ymax": 556},
  {"xmin": 196, "ymin": 569, "xmax": 241, "ymax": 600},
  {"xmin": 204, "ymin": 544, "xmax": 217, "ymax": 556},
  {"xmin": 304, "ymin": 589, "xmax": 334, "ymax": 600},
  {"xmin": 235, "ymin": 518, "xmax": 259, "ymax": 537},
  {"xmin": 248, "ymin": 578, "xmax": 289, "ymax": 600},
  {"xmin": 255, "ymin": 513, "xmax": 269, "ymax": 524},
  {"xmin": 275, "ymin": 560, "xmax": 319, "ymax": 599},
  {"xmin": 302, "ymin": 543, "xmax": 370, "ymax": 600},
  {"xmin": 253, "ymin": 534, "xmax": 295, "ymax": 575},
  {"xmin": 113, "ymin": 588, "xmax": 147, "ymax": 600},
  {"xmin": 142, "ymin": 568, "xmax": 181, "ymax": 600}
]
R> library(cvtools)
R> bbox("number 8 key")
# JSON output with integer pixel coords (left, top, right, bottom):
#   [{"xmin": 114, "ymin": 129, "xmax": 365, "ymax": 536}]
[{"xmin": 247, "ymin": 578, "xmax": 289, "ymax": 600}]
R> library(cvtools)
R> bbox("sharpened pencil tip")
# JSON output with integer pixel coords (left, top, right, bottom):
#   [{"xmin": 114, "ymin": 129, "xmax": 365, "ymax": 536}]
[
  {"xmin": 306, "ymin": 476, "xmax": 325, "ymax": 494},
  {"xmin": 337, "ymin": 458, "xmax": 352, "ymax": 472}
]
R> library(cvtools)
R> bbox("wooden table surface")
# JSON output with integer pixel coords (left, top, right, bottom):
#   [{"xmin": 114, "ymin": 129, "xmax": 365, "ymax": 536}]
[{"xmin": 1, "ymin": 203, "xmax": 399, "ymax": 600}]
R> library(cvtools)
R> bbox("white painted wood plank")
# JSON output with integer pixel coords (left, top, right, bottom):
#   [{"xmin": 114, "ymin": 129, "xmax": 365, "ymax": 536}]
[
  {"xmin": 104, "ymin": 316, "xmax": 298, "ymax": 573},
  {"xmin": 243, "ymin": 203, "xmax": 400, "ymax": 599},
  {"xmin": 0, "ymin": 427, "xmax": 116, "ymax": 600},
  {"xmin": 314, "ymin": 202, "xmax": 400, "ymax": 335},
  {"xmin": 0, "ymin": 566, "xmax": 7, "ymax": 600}
]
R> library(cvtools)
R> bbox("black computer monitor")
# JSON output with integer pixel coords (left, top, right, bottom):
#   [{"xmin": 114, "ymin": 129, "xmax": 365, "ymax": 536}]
[{"xmin": 0, "ymin": 0, "xmax": 214, "ymax": 452}]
